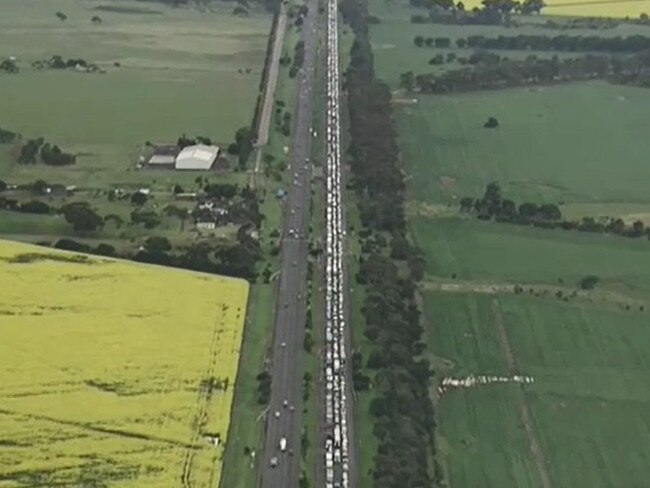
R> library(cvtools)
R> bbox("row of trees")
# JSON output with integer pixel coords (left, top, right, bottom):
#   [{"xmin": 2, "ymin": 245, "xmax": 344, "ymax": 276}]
[
  {"xmin": 177, "ymin": 133, "xmax": 213, "ymax": 149},
  {"xmin": 0, "ymin": 199, "xmax": 51, "ymax": 214},
  {"xmin": 18, "ymin": 138, "xmax": 76, "ymax": 166},
  {"xmin": 462, "ymin": 183, "xmax": 650, "ymax": 239},
  {"xmin": 0, "ymin": 198, "xmax": 105, "ymax": 231},
  {"xmin": 461, "ymin": 34, "xmax": 650, "ymax": 53},
  {"xmin": 413, "ymin": 34, "xmax": 650, "ymax": 53},
  {"xmin": 460, "ymin": 182, "xmax": 562, "ymax": 222},
  {"xmin": 411, "ymin": 0, "xmax": 545, "ymax": 26},
  {"xmin": 0, "ymin": 179, "xmax": 61, "ymax": 195},
  {"xmin": 409, "ymin": 53, "xmax": 616, "ymax": 93},
  {"xmin": 410, "ymin": 0, "xmax": 544, "ymax": 13},
  {"xmin": 50, "ymin": 229, "xmax": 262, "ymax": 281},
  {"xmin": 133, "ymin": 224, "xmax": 261, "ymax": 279},
  {"xmin": 342, "ymin": 0, "xmax": 438, "ymax": 485},
  {"xmin": 413, "ymin": 35, "xmax": 451, "ymax": 48},
  {"xmin": 402, "ymin": 44, "xmax": 650, "ymax": 93},
  {"xmin": 31, "ymin": 55, "xmax": 99, "ymax": 72},
  {"xmin": 541, "ymin": 17, "xmax": 620, "ymax": 30}
]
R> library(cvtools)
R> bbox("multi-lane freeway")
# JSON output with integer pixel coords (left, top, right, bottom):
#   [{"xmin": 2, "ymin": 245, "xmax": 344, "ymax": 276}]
[
  {"xmin": 258, "ymin": 0, "xmax": 320, "ymax": 486},
  {"xmin": 259, "ymin": 0, "xmax": 354, "ymax": 485}
]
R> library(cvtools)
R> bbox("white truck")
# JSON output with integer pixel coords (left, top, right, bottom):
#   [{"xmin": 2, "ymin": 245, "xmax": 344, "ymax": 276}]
[{"xmin": 279, "ymin": 437, "xmax": 287, "ymax": 452}]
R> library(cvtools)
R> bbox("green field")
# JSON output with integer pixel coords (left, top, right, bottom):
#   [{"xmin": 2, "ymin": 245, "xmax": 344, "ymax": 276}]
[
  {"xmin": 413, "ymin": 216, "xmax": 650, "ymax": 292},
  {"xmin": 368, "ymin": 0, "xmax": 650, "ymax": 210},
  {"xmin": 398, "ymin": 84, "xmax": 650, "ymax": 206},
  {"xmin": 366, "ymin": 0, "xmax": 650, "ymax": 486},
  {"xmin": 0, "ymin": 0, "xmax": 273, "ymax": 249},
  {"xmin": 0, "ymin": 0, "xmax": 269, "ymax": 186},
  {"xmin": 368, "ymin": 0, "xmax": 650, "ymax": 90},
  {"xmin": 425, "ymin": 292, "xmax": 650, "ymax": 488}
]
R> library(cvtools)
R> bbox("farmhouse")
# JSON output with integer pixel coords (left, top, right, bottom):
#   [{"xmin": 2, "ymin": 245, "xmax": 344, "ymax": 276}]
[
  {"xmin": 194, "ymin": 201, "xmax": 229, "ymax": 228},
  {"xmin": 175, "ymin": 144, "xmax": 220, "ymax": 171}
]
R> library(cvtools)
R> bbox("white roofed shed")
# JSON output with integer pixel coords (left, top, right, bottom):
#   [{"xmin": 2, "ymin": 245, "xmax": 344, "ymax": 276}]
[{"xmin": 175, "ymin": 144, "xmax": 220, "ymax": 170}]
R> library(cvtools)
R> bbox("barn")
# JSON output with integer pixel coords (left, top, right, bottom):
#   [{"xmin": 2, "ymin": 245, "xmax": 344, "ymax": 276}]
[{"xmin": 175, "ymin": 145, "xmax": 220, "ymax": 171}]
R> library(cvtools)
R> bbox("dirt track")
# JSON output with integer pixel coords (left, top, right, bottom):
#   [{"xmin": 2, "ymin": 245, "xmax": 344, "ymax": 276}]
[
  {"xmin": 491, "ymin": 299, "xmax": 553, "ymax": 488},
  {"xmin": 422, "ymin": 278, "xmax": 649, "ymax": 309}
]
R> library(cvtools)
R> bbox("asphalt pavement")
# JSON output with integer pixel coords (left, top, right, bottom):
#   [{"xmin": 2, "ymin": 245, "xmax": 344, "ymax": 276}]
[
  {"xmin": 258, "ymin": 0, "xmax": 320, "ymax": 486},
  {"xmin": 253, "ymin": 1, "xmax": 289, "ymax": 179}
]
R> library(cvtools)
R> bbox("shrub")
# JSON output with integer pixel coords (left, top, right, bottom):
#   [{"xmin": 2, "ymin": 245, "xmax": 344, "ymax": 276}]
[{"xmin": 579, "ymin": 275, "xmax": 599, "ymax": 290}]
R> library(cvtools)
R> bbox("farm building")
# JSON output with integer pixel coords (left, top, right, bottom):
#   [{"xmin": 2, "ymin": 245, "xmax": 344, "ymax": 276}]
[
  {"xmin": 196, "ymin": 221, "xmax": 217, "ymax": 231},
  {"xmin": 175, "ymin": 145, "xmax": 220, "ymax": 170},
  {"xmin": 148, "ymin": 154, "xmax": 176, "ymax": 167},
  {"xmin": 146, "ymin": 144, "xmax": 180, "ymax": 169}
]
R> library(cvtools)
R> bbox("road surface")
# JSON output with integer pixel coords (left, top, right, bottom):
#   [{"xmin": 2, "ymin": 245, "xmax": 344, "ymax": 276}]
[
  {"xmin": 252, "ymin": 1, "xmax": 289, "ymax": 183},
  {"xmin": 258, "ymin": 0, "xmax": 320, "ymax": 486},
  {"xmin": 256, "ymin": 1, "xmax": 288, "ymax": 149}
]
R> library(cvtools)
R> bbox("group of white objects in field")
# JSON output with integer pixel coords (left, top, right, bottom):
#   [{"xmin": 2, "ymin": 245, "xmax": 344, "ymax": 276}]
[{"xmin": 437, "ymin": 375, "xmax": 535, "ymax": 396}]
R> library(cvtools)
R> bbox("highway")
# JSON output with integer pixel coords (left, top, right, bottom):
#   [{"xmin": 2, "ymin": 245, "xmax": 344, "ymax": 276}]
[{"xmin": 258, "ymin": 0, "xmax": 320, "ymax": 485}]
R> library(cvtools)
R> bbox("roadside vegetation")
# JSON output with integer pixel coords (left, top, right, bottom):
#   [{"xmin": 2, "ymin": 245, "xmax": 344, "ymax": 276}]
[{"xmin": 340, "ymin": 0, "xmax": 437, "ymax": 485}]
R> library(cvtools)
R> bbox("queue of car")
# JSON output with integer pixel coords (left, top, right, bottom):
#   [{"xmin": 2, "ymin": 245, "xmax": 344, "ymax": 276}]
[{"xmin": 323, "ymin": 1, "xmax": 351, "ymax": 486}]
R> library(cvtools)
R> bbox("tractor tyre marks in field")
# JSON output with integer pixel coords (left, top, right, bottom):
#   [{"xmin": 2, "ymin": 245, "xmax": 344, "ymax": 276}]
[
  {"xmin": 181, "ymin": 303, "xmax": 233, "ymax": 487},
  {"xmin": 491, "ymin": 299, "xmax": 553, "ymax": 488},
  {"xmin": 0, "ymin": 408, "xmax": 199, "ymax": 450}
]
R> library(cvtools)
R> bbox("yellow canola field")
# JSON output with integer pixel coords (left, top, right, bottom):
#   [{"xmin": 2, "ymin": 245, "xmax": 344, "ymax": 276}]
[
  {"xmin": 0, "ymin": 240, "xmax": 249, "ymax": 487},
  {"xmin": 462, "ymin": 0, "xmax": 650, "ymax": 18}
]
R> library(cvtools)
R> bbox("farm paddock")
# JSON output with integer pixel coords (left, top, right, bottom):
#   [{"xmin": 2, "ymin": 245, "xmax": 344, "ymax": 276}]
[{"xmin": 0, "ymin": 239, "xmax": 249, "ymax": 487}]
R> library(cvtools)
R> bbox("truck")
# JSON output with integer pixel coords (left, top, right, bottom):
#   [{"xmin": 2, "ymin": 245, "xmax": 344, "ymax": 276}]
[{"xmin": 279, "ymin": 437, "xmax": 287, "ymax": 452}]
